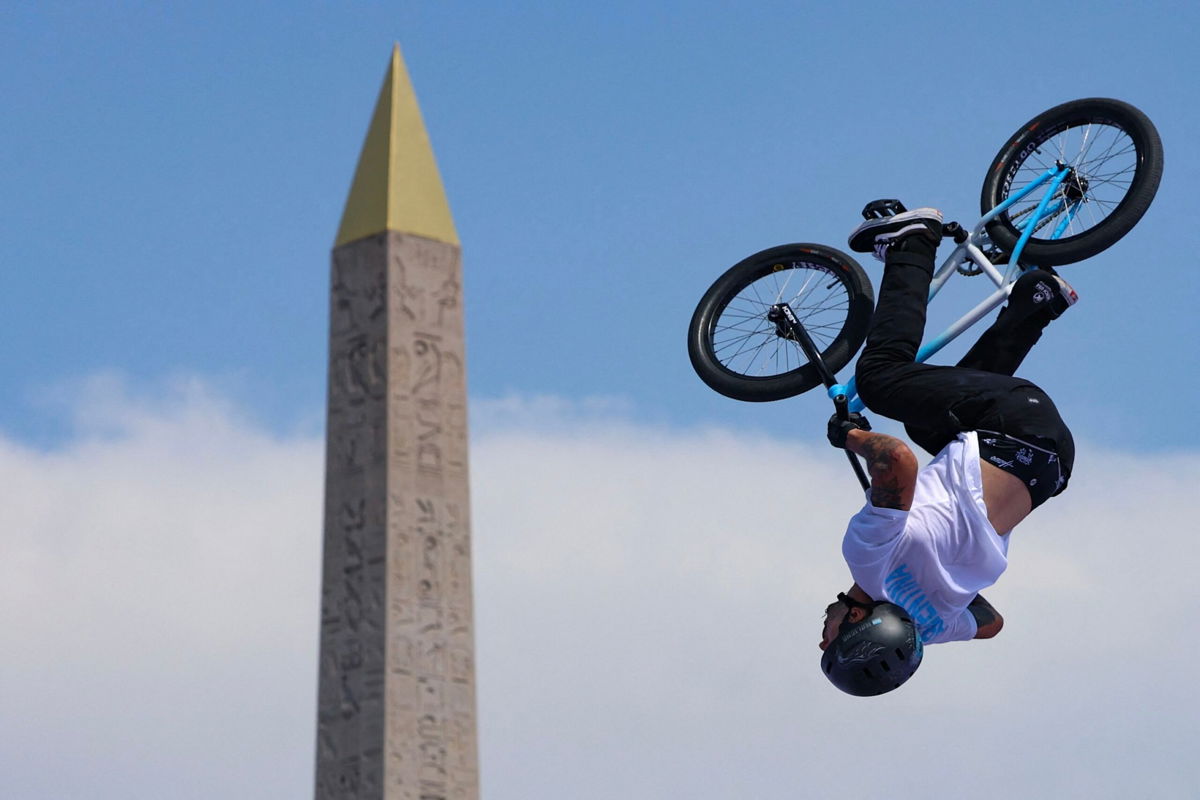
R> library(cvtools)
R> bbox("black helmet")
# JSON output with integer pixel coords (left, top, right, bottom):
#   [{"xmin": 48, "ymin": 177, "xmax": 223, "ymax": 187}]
[{"xmin": 820, "ymin": 600, "xmax": 923, "ymax": 696}]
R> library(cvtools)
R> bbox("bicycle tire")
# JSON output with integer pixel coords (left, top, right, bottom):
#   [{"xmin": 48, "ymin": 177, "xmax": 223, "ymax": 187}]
[
  {"xmin": 981, "ymin": 98, "xmax": 1163, "ymax": 266},
  {"xmin": 687, "ymin": 243, "xmax": 874, "ymax": 402}
]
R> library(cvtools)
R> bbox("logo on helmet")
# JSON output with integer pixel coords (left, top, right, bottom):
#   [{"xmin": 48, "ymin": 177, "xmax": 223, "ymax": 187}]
[
  {"xmin": 836, "ymin": 640, "xmax": 886, "ymax": 666},
  {"xmin": 820, "ymin": 602, "xmax": 923, "ymax": 697}
]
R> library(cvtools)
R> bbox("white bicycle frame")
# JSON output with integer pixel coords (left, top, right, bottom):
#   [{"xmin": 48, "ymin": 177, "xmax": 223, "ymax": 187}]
[{"xmin": 839, "ymin": 163, "xmax": 1079, "ymax": 413}]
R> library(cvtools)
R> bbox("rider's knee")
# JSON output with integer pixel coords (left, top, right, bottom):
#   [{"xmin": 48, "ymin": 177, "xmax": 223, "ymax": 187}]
[{"xmin": 854, "ymin": 357, "xmax": 888, "ymax": 408}]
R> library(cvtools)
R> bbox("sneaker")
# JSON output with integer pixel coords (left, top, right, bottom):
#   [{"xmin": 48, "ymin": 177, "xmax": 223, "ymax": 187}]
[
  {"xmin": 1013, "ymin": 269, "xmax": 1079, "ymax": 319},
  {"xmin": 848, "ymin": 207, "xmax": 944, "ymax": 262},
  {"xmin": 1042, "ymin": 273, "xmax": 1078, "ymax": 318}
]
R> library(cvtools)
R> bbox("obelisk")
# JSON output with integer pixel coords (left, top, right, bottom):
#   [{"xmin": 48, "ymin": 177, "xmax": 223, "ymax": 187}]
[{"xmin": 314, "ymin": 45, "xmax": 478, "ymax": 800}]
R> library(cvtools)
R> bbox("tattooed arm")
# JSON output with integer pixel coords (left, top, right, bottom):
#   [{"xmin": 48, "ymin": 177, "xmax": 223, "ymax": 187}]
[
  {"xmin": 844, "ymin": 429, "xmax": 918, "ymax": 511},
  {"xmin": 969, "ymin": 593, "xmax": 1004, "ymax": 639}
]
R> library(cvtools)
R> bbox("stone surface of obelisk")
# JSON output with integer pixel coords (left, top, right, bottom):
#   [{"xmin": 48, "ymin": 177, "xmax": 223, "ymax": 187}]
[{"xmin": 314, "ymin": 45, "xmax": 478, "ymax": 800}]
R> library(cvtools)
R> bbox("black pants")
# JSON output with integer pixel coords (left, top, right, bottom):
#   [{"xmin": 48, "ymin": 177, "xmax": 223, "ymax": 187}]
[{"xmin": 854, "ymin": 245, "xmax": 1074, "ymax": 501}]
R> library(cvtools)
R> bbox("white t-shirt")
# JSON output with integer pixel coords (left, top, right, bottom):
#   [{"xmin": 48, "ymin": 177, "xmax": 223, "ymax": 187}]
[{"xmin": 841, "ymin": 432, "xmax": 1008, "ymax": 645}]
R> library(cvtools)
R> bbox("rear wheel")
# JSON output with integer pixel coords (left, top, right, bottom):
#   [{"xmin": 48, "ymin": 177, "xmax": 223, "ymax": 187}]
[
  {"xmin": 687, "ymin": 243, "xmax": 874, "ymax": 402},
  {"xmin": 981, "ymin": 98, "xmax": 1162, "ymax": 266}
]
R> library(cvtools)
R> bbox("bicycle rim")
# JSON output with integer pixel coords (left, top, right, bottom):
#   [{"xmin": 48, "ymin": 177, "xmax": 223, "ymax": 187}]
[
  {"xmin": 707, "ymin": 260, "xmax": 852, "ymax": 381},
  {"xmin": 998, "ymin": 117, "xmax": 1140, "ymax": 243}
]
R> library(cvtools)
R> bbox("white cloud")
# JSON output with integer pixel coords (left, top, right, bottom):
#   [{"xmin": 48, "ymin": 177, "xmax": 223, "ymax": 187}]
[
  {"xmin": 473, "ymin": 404, "xmax": 1200, "ymax": 800},
  {"xmin": 2, "ymin": 383, "xmax": 1197, "ymax": 799},
  {"xmin": 0, "ymin": 376, "xmax": 323, "ymax": 799}
]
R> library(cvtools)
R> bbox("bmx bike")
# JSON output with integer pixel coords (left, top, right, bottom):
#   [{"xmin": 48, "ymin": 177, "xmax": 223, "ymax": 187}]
[{"xmin": 687, "ymin": 98, "xmax": 1163, "ymax": 418}]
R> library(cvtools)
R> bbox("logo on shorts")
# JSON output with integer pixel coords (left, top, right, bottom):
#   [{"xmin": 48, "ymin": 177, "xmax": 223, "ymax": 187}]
[{"xmin": 1016, "ymin": 447, "xmax": 1034, "ymax": 466}]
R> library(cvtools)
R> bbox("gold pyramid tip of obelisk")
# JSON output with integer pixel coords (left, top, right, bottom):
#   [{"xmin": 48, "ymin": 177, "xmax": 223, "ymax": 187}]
[{"xmin": 335, "ymin": 44, "xmax": 459, "ymax": 247}]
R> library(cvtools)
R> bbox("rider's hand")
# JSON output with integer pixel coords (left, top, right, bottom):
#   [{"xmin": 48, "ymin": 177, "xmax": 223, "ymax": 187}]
[{"xmin": 827, "ymin": 412, "xmax": 871, "ymax": 449}]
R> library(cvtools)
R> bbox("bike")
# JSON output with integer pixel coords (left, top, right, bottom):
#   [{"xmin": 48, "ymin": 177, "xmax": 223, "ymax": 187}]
[
  {"xmin": 689, "ymin": 97, "xmax": 1161, "ymax": 404},
  {"xmin": 686, "ymin": 98, "xmax": 1162, "ymax": 486}
]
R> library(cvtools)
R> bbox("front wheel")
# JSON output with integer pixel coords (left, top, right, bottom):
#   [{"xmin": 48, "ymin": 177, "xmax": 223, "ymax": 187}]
[
  {"xmin": 981, "ymin": 97, "xmax": 1163, "ymax": 266},
  {"xmin": 687, "ymin": 243, "xmax": 874, "ymax": 402}
]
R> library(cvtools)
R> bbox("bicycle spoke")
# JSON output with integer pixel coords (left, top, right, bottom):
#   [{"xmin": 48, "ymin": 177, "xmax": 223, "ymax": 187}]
[
  {"xmin": 709, "ymin": 261, "xmax": 853, "ymax": 378},
  {"xmin": 998, "ymin": 116, "xmax": 1141, "ymax": 243}
]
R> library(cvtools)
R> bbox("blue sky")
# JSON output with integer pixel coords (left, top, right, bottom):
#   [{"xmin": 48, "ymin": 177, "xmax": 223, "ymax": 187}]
[
  {"xmin": 3, "ymin": 1, "xmax": 1197, "ymax": 451},
  {"xmin": 3, "ymin": 3, "xmax": 1200, "ymax": 799}
]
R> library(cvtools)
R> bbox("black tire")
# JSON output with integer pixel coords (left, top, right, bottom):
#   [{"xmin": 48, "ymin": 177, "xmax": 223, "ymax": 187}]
[
  {"xmin": 981, "ymin": 98, "xmax": 1163, "ymax": 266},
  {"xmin": 688, "ymin": 243, "xmax": 874, "ymax": 402}
]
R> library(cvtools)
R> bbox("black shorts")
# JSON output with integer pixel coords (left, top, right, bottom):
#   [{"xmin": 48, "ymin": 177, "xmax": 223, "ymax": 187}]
[
  {"xmin": 976, "ymin": 429, "xmax": 1067, "ymax": 508},
  {"xmin": 901, "ymin": 381, "xmax": 1075, "ymax": 507}
]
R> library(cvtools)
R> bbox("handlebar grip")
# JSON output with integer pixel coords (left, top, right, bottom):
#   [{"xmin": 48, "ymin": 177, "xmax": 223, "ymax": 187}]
[{"xmin": 833, "ymin": 393, "xmax": 850, "ymax": 421}]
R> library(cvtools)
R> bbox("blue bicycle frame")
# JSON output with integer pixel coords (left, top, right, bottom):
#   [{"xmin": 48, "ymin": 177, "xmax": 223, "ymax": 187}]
[{"xmin": 830, "ymin": 164, "xmax": 1080, "ymax": 412}]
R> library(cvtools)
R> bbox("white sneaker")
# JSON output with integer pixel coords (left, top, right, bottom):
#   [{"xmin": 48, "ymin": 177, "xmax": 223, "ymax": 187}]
[
  {"xmin": 848, "ymin": 208, "xmax": 944, "ymax": 262},
  {"xmin": 1045, "ymin": 274, "xmax": 1078, "ymax": 317}
]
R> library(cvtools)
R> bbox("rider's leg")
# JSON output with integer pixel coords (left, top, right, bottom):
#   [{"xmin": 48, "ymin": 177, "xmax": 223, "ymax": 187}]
[
  {"xmin": 951, "ymin": 269, "xmax": 1078, "ymax": 497},
  {"xmin": 855, "ymin": 230, "xmax": 965, "ymax": 419},
  {"xmin": 858, "ymin": 253, "xmax": 1077, "ymax": 482},
  {"xmin": 853, "ymin": 218, "xmax": 1051, "ymax": 456},
  {"xmin": 850, "ymin": 209, "xmax": 1076, "ymax": 499},
  {"xmin": 956, "ymin": 270, "xmax": 1077, "ymax": 376}
]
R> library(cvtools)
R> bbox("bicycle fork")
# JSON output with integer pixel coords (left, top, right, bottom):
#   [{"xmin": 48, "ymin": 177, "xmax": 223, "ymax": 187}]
[{"xmin": 767, "ymin": 302, "xmax": 871, "ymax": 491}]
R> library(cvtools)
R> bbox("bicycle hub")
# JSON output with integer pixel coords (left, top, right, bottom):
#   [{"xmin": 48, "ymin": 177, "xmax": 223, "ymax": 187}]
[
  {"xmin": 766, "ymin": 303, "xmax": 796, "ymax": 340},
  {"xmin": 1055, "ymin": 161, "xmax": 1089, "ymax": 201}
]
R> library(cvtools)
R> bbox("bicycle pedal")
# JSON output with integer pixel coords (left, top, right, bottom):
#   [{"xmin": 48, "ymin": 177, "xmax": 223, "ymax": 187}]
[
  {"xmin": 861, "ymin": 198, "xmax": 907, "ymax": 220},
  {"xmin": 942, "ymin": 221, "xmax": 969, "ymax": 244}
]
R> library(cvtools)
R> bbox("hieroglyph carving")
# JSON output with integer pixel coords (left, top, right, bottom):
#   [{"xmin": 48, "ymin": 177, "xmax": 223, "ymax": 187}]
[{"xmin": 316, "ymin": 232, "xmax": 476, "ymax": 800}]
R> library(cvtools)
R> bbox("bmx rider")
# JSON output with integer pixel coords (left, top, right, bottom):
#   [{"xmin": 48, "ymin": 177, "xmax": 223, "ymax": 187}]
[{"xmin": 819, "ymin": 207, "xmax": 1078, "ymax": 696}]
